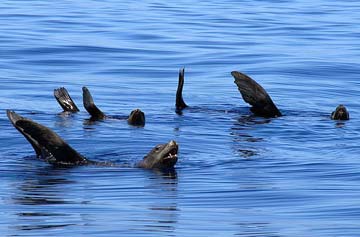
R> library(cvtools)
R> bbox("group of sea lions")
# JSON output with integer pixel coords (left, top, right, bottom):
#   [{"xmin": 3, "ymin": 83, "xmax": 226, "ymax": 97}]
[
  {"xmin": 54, "ymin": 86, "xmax": 146, "ymax": 126},
  {"xmin": 177, "ymin": 68, "xmax": 349, "ymax": 120},
  {"xmin": 7, "ymin": 69, "xmax": 349, "ymax": 170}
]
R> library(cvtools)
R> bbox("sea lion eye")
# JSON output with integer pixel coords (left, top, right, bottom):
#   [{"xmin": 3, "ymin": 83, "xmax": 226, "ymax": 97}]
[{"xmin": 155, "ymin": 145, "xmax": 162, "ymax": 151}]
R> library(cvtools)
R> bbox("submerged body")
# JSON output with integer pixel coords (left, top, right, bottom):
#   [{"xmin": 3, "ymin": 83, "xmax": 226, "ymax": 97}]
[
  {"xmin": 7, "ymin": 110, "xmax": 177, "ymax": 169},
  {"xmin": 82, "ymin": 86, "xmax": 145, "ymax": 126},
  {"xmin": 231, "ymin": 71, "xmax": 282, "ymax": 118},
  {"xmin": 331, "ymin": 104, "xmax": 349, "ymax": 120}
]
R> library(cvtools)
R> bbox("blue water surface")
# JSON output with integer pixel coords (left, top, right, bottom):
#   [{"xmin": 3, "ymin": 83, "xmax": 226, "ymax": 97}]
[{"xmin": 1, "ymin": 0, "xmax": 360, "ymax": 236}]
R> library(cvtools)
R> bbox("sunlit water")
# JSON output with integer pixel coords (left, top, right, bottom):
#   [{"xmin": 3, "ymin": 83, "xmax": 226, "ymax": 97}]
[{"xmin": 1, "ymin": 0, "xmax": 360, "ymax": 236}]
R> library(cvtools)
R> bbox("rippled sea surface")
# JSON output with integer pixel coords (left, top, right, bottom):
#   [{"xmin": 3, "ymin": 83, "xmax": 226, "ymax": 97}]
[{"xmin": 1, "ymin": 1, "xmax": 360, "ymax": 236}]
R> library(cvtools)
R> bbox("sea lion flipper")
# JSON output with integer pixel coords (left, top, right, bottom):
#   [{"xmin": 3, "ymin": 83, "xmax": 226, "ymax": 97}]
[
  {"xmin": 7, "ymin": 110, "xmax": 42, "ymax": 156},
  {"xmin": 175, "ymin": 68, "xmax": 188, "ymax": 112},
  {"xmin": 54, "ymin": 87, "xmax": 80, "ymax": 112},
  {"xmin": 6, "ymin": 110, "xmax": 87, "ymax": 165},
  {"xmin": 82, "ymin": 86, "xmax": 106, "ymax": 119},
  {"xmin": 231, "ymin": 71, "xmax": 281, "ymax": 118}
]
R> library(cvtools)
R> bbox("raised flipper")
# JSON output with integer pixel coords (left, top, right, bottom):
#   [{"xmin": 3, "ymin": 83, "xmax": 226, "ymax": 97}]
[
  {"xmin": 231, "ymin": 71, "xmax": 282, "ymax": 118},
  {"xmin": 7, "ymin": 110, "xmax": 87, "ymax": 165},
  {"xmin": 176, "ymin": 68, "xmax": 188, "ymax": 112},
  {"xmin": 331, "ymin": 104, "xmax": 349, "ymax": 120},
  {"xmin": 54, "ymin": 87, "xmax": 80, "ymax": 112},
  {"xmin": 127, "ymin": 109, "xmax": 145, "ymax": 127},
  {"xmin": 82, "ymin": 86, "xmax": 106, "ymax": 120}
]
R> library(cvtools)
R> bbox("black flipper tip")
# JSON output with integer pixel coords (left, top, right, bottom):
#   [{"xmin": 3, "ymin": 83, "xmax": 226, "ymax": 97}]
[
  {"xmin": 6, "ymin": 110, "xmax": 22, "ymax": 125},
  {"xmin": 176, "ymin": 67, "xmax": 188, "ymax": 112}
]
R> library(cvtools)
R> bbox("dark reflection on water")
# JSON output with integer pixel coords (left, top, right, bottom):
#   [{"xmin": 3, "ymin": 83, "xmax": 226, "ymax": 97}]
[
  {"xmin": 235, "ymin": 115, "xmax": 272, "ymax": 126},
  {"xmin": 12, "ymin": 167, "xmax": 75, "ymax": 205},
  {"xmin": 6, "ymin": 161, "xmax": 182, "ymax": 236},
  {"xmin": 237, "ymin": 149, "xmax": 258, "ymax": 158},
  {"xmin": 9, "ymin": 166, "xmax": 79, "ymax": 233},
  {"xmin": 152, "ymin": 169, "xmax": 178, "ymax": 180},
  {"xmin": 132, "ymin": 171, "xmax": 179, "ymax": 234},
  {"xmin": 230, "ymin": 115, "xmax": 270, "ymax": 159},
  {"xmin": 15, "ymin": 223, "xmax": 76, "ymax": 232}
]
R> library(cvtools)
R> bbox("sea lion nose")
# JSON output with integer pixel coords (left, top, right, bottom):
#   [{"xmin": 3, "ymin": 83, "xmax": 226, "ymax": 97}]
[{"xmin": 169, "ymin": 140, "xmax": 177, "ymax": 146}]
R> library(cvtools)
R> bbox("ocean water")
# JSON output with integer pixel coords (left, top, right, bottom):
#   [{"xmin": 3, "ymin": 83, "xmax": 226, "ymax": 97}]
[{"xmin": 1, "ymin": 0, "xmax": 360, "ymax": 236}]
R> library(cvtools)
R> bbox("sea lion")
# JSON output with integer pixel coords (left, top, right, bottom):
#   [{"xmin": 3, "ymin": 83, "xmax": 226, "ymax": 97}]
[
  {"xmin": 82, "ymin": 86, "xmax": 145, "ymax": 126},
  {"xmin": 128, "ymin": 109, "xmax": 146, "ymax": 127},
  {"xmin": 137, "ymin": 140, "xmax": 178, "ymax": 169},
  {"xmin": 331, "ymin": 104, "xmax": 349, "ymax": 120},
  {"xmin": 175, "ymin": 68, "xmax": 188, "ymax": 113},
  {"xmin": 231, "ymin": 71, "xmax": 282, "ymax": 118},
  {"xmin": 6, "ymin": 110, "xmax": 178, "ymax": 169},
  {"xmin": 54, "ymin": 87, "xmax": 80, "ymax": 113}
]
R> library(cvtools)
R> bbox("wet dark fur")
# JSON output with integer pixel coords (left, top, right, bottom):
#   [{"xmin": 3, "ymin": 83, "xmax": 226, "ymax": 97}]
[
  {"xmin": 331, "ymin": 104, "xmax": 349, "ymax": 120},
  {"xmin": 175, "ymin": 68, "xmax": 188, "ymax": 113},
  {"xmin": 7, "ymin": 110, "xmax": 86, "ymax": 165},
  {"xmin": 54, "ymin": 87, "xmax": 80, "ymax": 112},
  {"xmin": 137, "ymin": 140, "xmax": 178, "ymax": 169},
  {"xmin": 82, "ymin": 86, "xmax": 106, "ymax": 120},
  {"xmin": 128, "ymin": 109, "xmax": 145, "ymax": 127},
  {"xmin": 231, "ymin": 71, "xmax": 282, "ymax": 118}
]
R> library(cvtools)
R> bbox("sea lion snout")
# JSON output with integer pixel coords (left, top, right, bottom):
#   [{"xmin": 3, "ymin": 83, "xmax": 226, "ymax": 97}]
[
  {"xmin": 138, "ymin": 140, "xmax": 179, "ymax": 169},
  {"xmin": 168, "ymin": 140, "xmax": 177, "ymax": 147}
]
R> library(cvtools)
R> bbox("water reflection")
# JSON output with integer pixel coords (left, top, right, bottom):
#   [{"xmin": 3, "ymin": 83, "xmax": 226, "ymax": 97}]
[
  {"xmin": 15, "ymin": 223, "xmax": 75, "ymax": 231},
  {"xmin": 335, "ymin": 121, "xmax": 347, "ymax": 128},
  {"xmin": 11, "ymin": 165, "xmax": 78, "ymax": 232},
  {"xmin": 152, "ymin": 168, "xmax": 178, "ymax": 179},
  {"xmin": 230, "ymin": 115, "xmax": 269, "ymax": 158},
  {"xmin": 235, "ymin": 114, "xmax": 272, "ymax": 126},
  {"xmin": 83, "ymin": 118, "xmax": 103, "ymax": 126},
  {"xmin": 54, "ymin": 112, "xmax": 78, "ymax": 128},
  {"xmin": 237, "ymin": 149, "xmax": 258, "ymax": 158},
  {"xmin": 234, "ymin": 222, "xmax": 281, "ymax": 237},
  {"xmin": 134, "ymin": 170, "xmax": 179, "ymax": 234},
  {"xmin": 13, "ymin": 167, "xmax": 74, "ymax": 206}
]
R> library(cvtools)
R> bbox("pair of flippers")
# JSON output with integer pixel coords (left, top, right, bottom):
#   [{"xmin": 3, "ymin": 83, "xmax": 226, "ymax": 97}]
[
  {"xmin": 7, "ymin": 110, "xmax": 178, "ymax": 169},
  {"xmin": 54, "ymin": 86, "xmax": 145, "ymax": 126},
  {"xmin": 176, "ymin": 69, "xmax": 349, "ymax": 120}
]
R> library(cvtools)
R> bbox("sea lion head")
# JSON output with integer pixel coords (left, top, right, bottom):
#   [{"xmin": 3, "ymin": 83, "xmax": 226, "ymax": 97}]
[
  {"xmin": 139, "ymin": 140, "xmax": 178, "ymax": 169},
  {"xmin": 331, "ymin": 104, "xmax": 349, "ymax": 120},
  {"xmin": 128, "ymin": 109, "xmax": 145, "ymax": 127}
]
